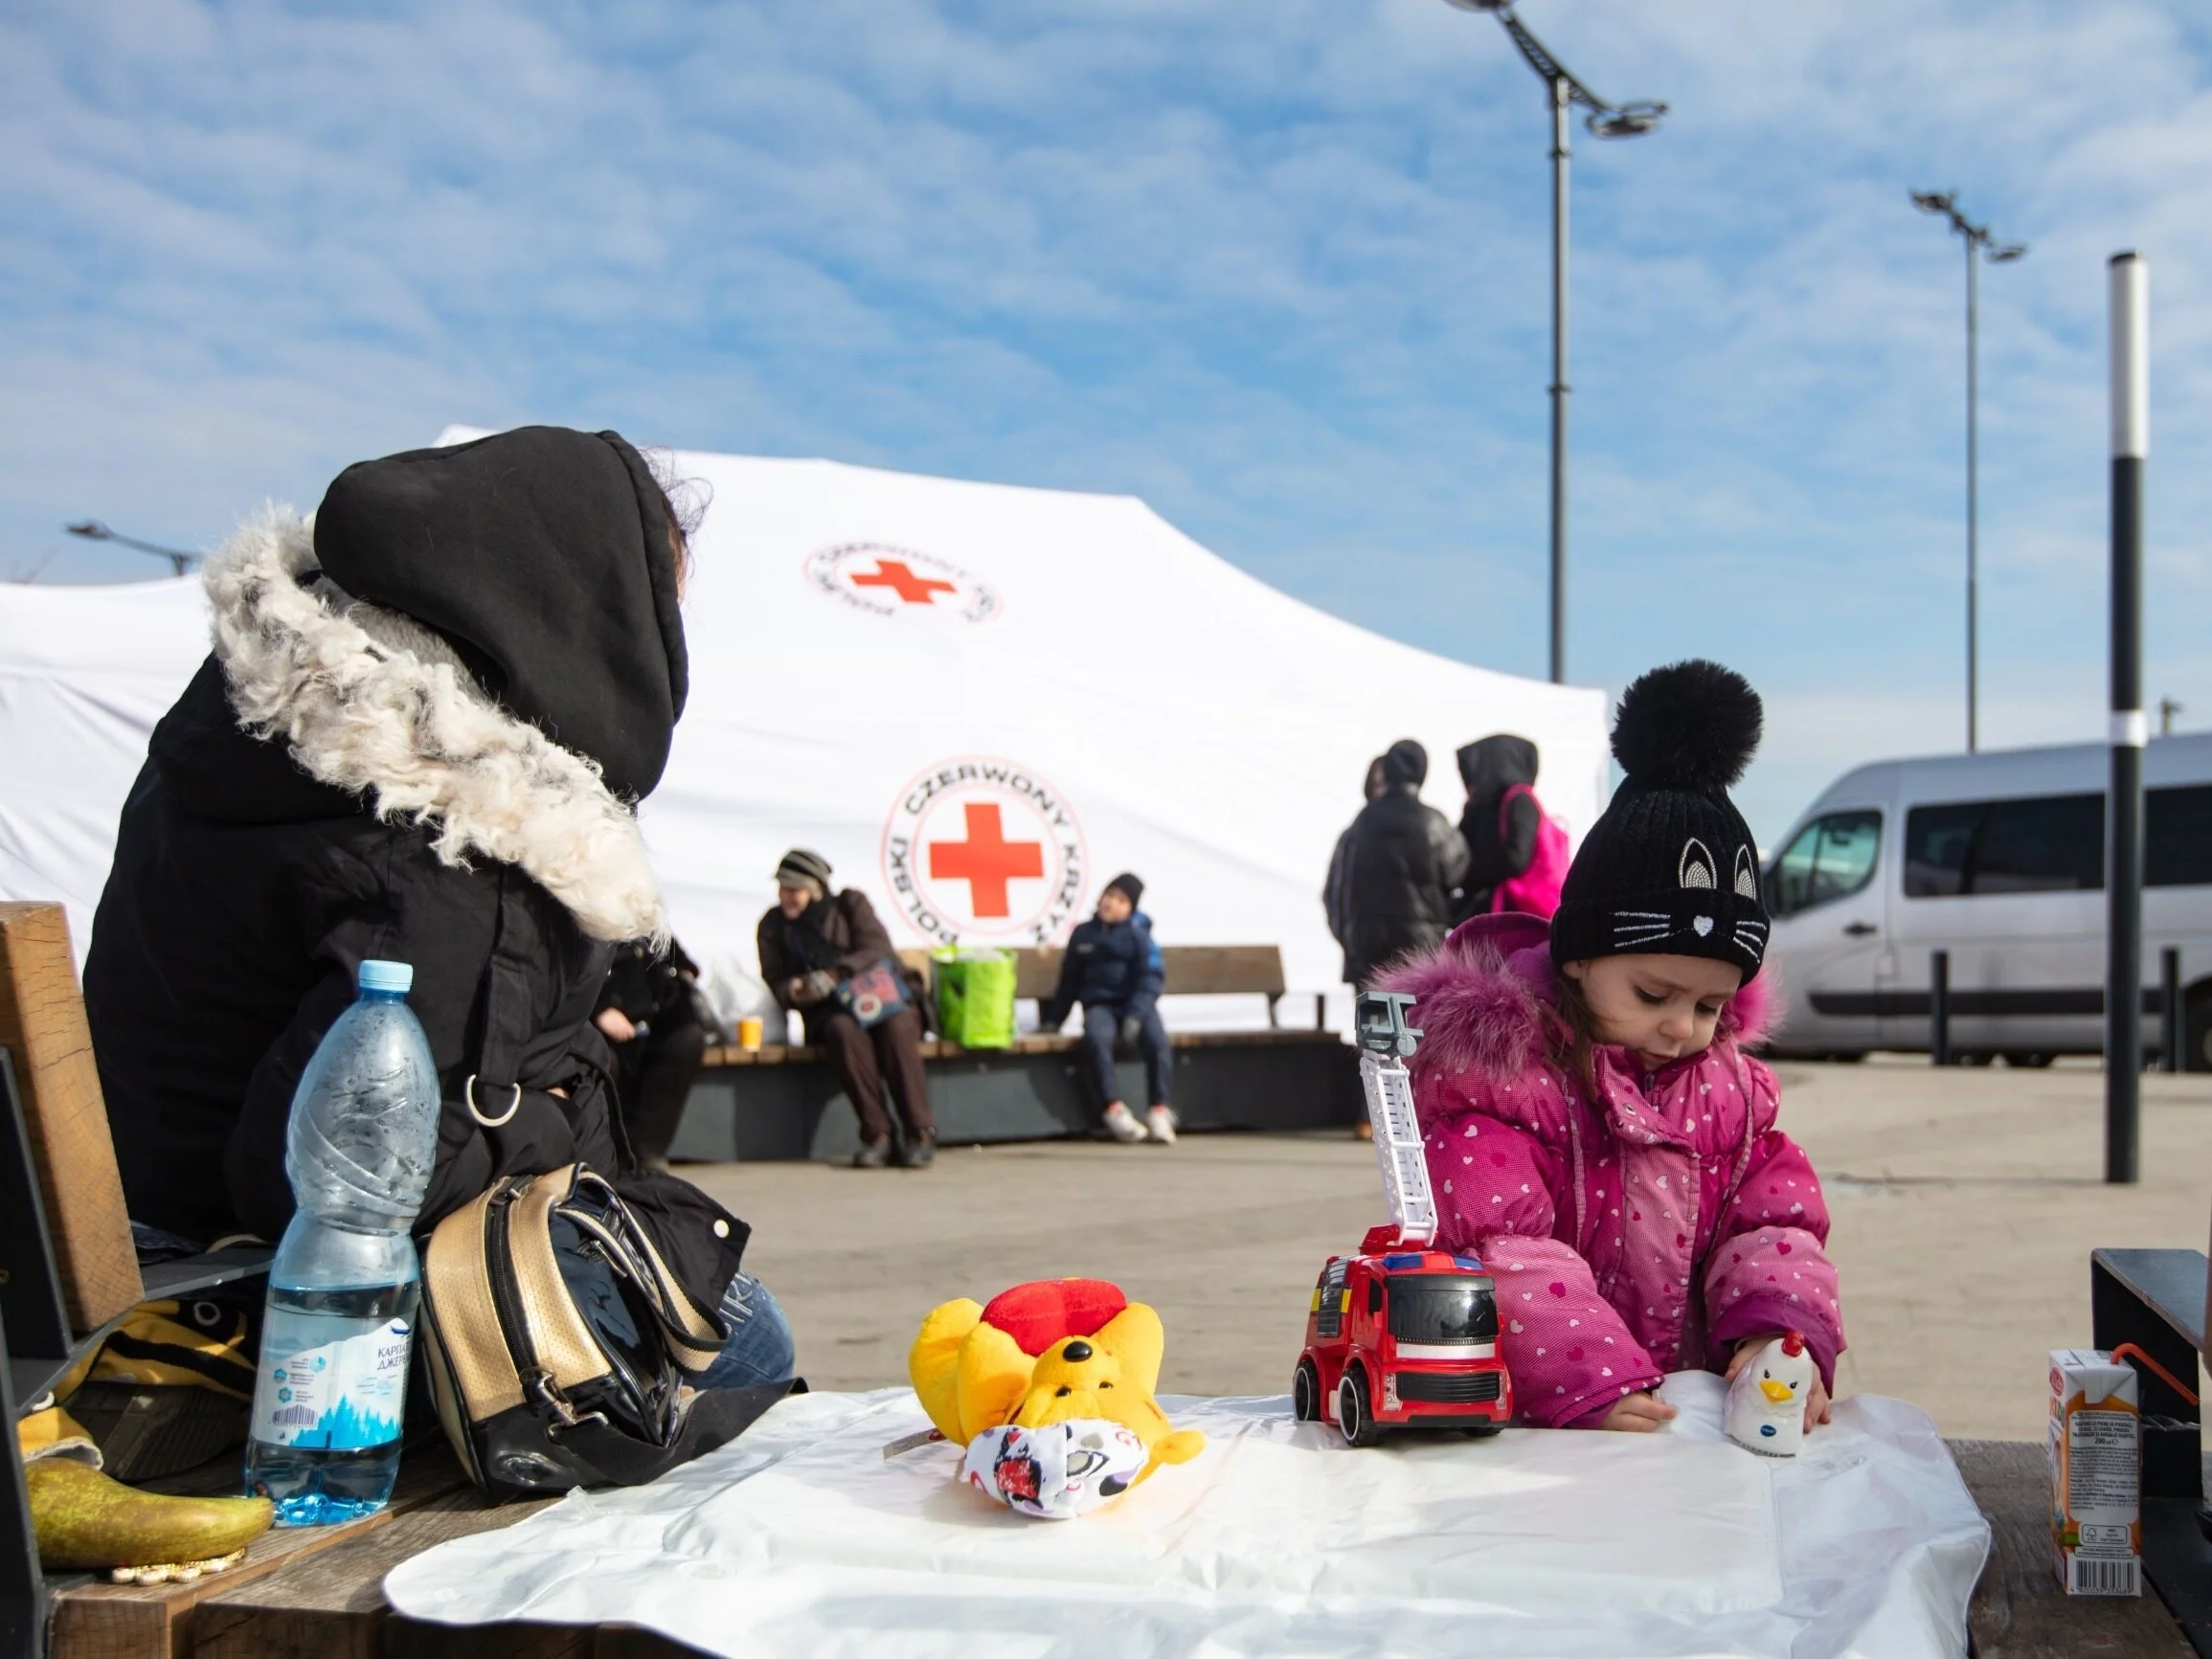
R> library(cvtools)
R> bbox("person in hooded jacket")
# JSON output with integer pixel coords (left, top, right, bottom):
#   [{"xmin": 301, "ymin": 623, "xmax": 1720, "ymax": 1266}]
[
  {"xmin": 82, "ymin": 426, "xmax": 794, "ymax": 1394},
  {"xmin": 1453, "ymin": 734, "xmax": 1545, "ymax": 921},
  {"xmin": 1336, "ymin": 739, "xmax": 1470, "ymax": 988},
  {"xmin": 1037, "ymin": 873, "xmax": 1174, "ymax": 1146},
  {"xmin": 1322, "ymin": 754, "xmax": 1388, "ymax": 982}
]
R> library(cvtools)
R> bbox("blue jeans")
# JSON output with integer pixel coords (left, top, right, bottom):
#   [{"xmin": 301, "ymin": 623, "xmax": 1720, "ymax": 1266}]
[
  {"xmin": 1079, "ymin": 1003, "xmax": 1171, "ymax": 1110},
  {"xmin": 700, "ymin": 1271, "xmax": 797, "ymax": 1390}
]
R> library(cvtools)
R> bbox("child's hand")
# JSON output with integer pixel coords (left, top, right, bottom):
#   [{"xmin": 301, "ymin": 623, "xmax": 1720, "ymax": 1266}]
[
  {"xmin": 1727, "ymin": 1334, "xmax": 1833, "ymax": 1434},
  {"xmin": 1596, "ymin": 1392, "xmax": 1678, "ymax": 1433}
]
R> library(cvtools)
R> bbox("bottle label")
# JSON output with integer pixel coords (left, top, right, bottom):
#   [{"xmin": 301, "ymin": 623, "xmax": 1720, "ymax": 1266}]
[{"xmin": 251, "ymin": 1315, "xmax": 413, "ymax": 1449}]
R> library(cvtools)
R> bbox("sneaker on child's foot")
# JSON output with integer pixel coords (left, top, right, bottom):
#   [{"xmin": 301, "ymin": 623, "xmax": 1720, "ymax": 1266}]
[
  {"xmin": 1101, "ymin": 1101, "xmax": 1147, "ymax": 1143},
  {"xmin": 1145, "ymin": 1106, "xmax": 1178, "ymax": 1145}
]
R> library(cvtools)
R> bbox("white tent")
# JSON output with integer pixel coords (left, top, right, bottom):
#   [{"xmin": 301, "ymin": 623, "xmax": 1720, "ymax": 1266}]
[{"xmin": 1, "ymin": 436, "xmax": 1608, "ymax": 1028}]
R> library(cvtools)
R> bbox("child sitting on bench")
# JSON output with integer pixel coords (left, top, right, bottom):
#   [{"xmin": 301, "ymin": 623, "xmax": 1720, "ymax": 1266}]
[{"xmin": 1039, "ymin": 874, "xmax": 1176, "ymax": 1146}]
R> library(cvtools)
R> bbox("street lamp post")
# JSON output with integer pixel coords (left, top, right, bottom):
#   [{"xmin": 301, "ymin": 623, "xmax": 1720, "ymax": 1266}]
[
  {"xmin": 64, "ymin": 520, "xmax": 200, "ymax": 578},
  {"xmin": 1910, "ymin": 191, "xmax": 2026, "ymax": 753},
  {"xmin": 1445, "ymin": 1, "xmax": 1666, "ymax": 684}
]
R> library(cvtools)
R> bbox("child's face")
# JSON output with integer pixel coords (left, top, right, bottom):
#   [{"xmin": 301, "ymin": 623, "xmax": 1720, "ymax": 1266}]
[
  {"xmin": 1096, "ymin": 888, "xmax": 1134, "ymax": 924},
  {"xmin": 1562, "ymin": 953, "xmax": 1744, "ymax": 1071}
]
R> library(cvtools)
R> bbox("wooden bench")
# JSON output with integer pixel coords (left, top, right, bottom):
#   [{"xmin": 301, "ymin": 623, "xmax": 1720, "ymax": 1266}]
[
  {"xmin": 680, "ymin": 943, "xmax": 1355, "ymax": 1161},
  {"xmin": 2, "ymin": 902, "xmax": 274, "ymax": 1656}
]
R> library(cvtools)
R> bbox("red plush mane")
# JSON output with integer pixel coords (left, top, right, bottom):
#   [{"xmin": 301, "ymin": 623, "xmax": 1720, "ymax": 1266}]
[{"xmin": 981, "ymin": 1279, "xmax": 1128, "ymax": 1356}]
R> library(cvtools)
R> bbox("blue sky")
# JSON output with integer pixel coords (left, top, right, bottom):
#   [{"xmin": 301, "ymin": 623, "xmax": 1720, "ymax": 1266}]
[{"xmin": 5, "ymin": 0, "xmax": 2209, "ymax": 840}]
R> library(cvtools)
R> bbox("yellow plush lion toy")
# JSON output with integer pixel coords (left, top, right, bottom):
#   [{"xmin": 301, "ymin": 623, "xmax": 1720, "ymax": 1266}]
[{"xmin": 909, "ymin": 1278, "xmax": 1205, "ymax": 1518}]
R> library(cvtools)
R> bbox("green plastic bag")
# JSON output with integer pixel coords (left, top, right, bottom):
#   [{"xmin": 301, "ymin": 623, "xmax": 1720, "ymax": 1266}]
[{"xmin": 934, "ymin": 947, "xmax": 1018, "ymax": 1050}]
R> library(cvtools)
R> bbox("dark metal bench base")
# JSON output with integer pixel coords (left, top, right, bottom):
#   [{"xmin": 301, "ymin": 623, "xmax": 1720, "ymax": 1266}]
[{"xmin": 675, "ymin": 1035, "xmax": 1360, "ymax": 1161}]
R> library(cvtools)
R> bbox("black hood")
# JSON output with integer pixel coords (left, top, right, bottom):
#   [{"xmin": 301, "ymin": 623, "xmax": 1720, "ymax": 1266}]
[
  {"xmin": 313, "ymin": 426, "xmax": 688, "ymax": 802},
  {"xmin": 1456, "ymin": 734, "xmax": 1539, "ymax": 804}
]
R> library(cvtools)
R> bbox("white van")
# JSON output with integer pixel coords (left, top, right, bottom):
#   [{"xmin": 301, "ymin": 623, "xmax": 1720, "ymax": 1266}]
[{"xmin": 1762, "ymin": 734, "xmax": 2212, "ymax": 1066}]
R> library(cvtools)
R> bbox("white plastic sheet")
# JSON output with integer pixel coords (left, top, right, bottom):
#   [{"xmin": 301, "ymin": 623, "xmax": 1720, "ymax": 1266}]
[{"xmin": 385, "ymin": 1376, "xmax": 1988, "ymax": 1658}]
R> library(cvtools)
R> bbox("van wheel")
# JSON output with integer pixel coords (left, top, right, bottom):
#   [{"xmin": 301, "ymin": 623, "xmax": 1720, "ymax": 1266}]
[
  {"xmin": 1293, "ymin": 1359, "xmax": 1322, "ymax": 1423},
  {"xmin": 1338, "ymin": 1368, "xmax": 1384, "ymax": 1447},
  {"xmin": 2004, "ymin": 1052, "xmax": 2055, "ymax": 1069},
  {"xmin": 2187, "ymin": 986, "xmax": 2212, "ymax": 1073}
]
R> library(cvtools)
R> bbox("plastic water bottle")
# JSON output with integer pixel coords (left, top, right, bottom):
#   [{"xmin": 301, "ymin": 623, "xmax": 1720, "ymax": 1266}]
[{"xmin": 244, "ymin": 959, "xmax": 440, "ymax": 1525}]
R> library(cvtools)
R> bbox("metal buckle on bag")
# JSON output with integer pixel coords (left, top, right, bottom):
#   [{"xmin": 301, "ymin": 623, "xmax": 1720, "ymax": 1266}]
[
  {"xmin": 521, "ymin": 1367, "xmax": 607, "ymax": 1436},
  {"xmin": 465, "ymin": 1074, "xmax": 523, "ymax": 1128}
]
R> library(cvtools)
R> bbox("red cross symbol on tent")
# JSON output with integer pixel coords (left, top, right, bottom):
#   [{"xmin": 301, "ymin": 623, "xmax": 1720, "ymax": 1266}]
[
  {"xmin": 927, "ymin": 802, "xmax": 1045, "ymax": 918},
  {"xmin": 850, "ymin": 558, "xmax": 957, "ymax": 606}
]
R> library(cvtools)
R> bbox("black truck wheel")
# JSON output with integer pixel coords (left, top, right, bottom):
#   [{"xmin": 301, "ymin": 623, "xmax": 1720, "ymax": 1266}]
[
  {"xmin": 1293, "ymin": 1358, "xmax": 1322, "ymax": 1423},
  {"xmin": 1338, "ymin": 1367, "xmax": 1385, "ymax": 1448}
]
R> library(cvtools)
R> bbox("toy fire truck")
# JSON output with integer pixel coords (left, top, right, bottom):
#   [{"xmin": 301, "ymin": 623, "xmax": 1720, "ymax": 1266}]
[{"xmin": 1293, "ymin": 991, "xmax": 1512, "ymax": 1446}]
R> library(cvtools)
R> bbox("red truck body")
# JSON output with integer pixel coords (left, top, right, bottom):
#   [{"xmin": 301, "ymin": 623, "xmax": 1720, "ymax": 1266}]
[{"xmin": 1294, "ymin": 1224, "xmax": 1513, "ymax": 1445}]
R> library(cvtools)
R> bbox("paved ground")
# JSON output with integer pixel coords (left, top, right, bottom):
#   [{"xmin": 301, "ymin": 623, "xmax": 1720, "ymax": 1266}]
[{"xmin": 684, "ymin": 1055, "xmax": 2212, "ymax": 1442}]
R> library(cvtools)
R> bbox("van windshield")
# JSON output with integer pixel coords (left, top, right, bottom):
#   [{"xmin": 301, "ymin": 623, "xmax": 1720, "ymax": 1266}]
[
  {"xmin": 1770, "ymin": 811, "xmax": 1882, "ymax": 916},
  {"xmin": 1384, "ymin": 1275, "xmax": 1498, "ymax": 1344}
]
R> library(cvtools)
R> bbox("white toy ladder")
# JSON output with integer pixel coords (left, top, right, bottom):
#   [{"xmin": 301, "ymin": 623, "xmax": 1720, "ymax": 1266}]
[{"xmin": 1355, "ymin": 992, "xmax": 1435, "ymax": 1247}]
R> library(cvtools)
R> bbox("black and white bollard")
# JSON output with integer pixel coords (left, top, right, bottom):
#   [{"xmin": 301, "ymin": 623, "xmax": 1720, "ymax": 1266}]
[{"xmin": 2107, "ymin": 251, "xmax": 2148, "ymax": 1183}]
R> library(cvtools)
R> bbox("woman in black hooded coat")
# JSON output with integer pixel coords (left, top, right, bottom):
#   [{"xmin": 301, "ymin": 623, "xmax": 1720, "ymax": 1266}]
[
  {"xmin": 1451, "ymin": 733, "xmax": 1544, "ymax": 922},
  {"xmin": 82, "ymin": 426, "xmax": 793, "ymax": 1391}
]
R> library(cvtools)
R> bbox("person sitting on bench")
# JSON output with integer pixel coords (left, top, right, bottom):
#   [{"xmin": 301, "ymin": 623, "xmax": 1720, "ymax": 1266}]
[
  {"xmin": 756, "ymin": 849, "xmax": 937, "ymax": 1170},
  {"xmin": 1038, "ymin": 874, "xmax": 1176, "ymax": 1146},
  {"xmin": 596, "ymin": 935, "xmax": 711, "ymax": 1174},
  {"xmin": 81, "ymin": 426, "xmax": 793, "ymax": 1392}
]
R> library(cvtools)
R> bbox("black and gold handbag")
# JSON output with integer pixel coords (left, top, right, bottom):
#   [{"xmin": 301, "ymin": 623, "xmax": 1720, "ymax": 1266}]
[{"xmin": 418, "ymin": 1164, "xmax": 792, "ymax": 1500}]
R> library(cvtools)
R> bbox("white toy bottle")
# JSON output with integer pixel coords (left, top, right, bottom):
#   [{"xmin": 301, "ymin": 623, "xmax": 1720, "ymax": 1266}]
[{"xmin": 1725, "ymin": 1331, "xmax": 1815, "ymax": 1457}]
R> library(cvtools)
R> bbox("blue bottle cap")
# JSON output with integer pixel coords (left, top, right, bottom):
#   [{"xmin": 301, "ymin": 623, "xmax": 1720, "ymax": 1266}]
[{"xmin": 357, "ymin": 959, "xmax": 414, "ymax": 995}]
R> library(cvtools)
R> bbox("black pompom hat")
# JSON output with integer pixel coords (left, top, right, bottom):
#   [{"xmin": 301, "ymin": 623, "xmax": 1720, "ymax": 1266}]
[{"xmin": 1548, "ymin": 660, "xmax": 1771, "ymax": 980}]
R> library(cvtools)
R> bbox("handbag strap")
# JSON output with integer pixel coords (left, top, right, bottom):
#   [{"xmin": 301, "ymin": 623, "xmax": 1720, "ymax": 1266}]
[{"xmin": 557, "ymin": 1171, "xmax": 727, "ymax": 1372}]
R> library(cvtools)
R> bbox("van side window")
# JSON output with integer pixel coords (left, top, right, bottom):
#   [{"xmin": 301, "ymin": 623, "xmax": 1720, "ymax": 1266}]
[
  {"xmin": 1905, "ymin": 803, "xmax": 1983, "ymax": 896},
  {"xmin": 1769, "ymin": 811, "xmax": 1881, "ymax": 917},
  {"xmin": 1906, "ymin": 793, "xmax": 2104, "ymax": 897},
  {"xmin": 2149, "ymin": 785, "xmax": 2212, "ymax": 886},
  {"xmin": 1975, "ymin": 794, "xmax": 2103, "ymax": 892}
]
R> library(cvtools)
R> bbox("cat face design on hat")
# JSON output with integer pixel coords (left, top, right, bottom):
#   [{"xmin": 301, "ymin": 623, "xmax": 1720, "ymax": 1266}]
[
  {"xmin": 1552, "ymin": 661, "xmax": 1772, "ymax": 980},
  {"xmin": 1606, "ymin": 836, "xmax": 1770, "ymax": 967}
]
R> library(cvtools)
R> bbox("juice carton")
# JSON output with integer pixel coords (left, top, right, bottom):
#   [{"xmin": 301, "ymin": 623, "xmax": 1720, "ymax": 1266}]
[{"xmin": 2048, "ymin": 1349, "xmax": 2142, "ymax": 1596}]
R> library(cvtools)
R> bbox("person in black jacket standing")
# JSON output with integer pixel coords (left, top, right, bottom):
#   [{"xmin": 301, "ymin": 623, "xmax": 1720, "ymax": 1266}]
[
  {"xmin": 755, "ymin": 849, "xmax": 937, "ymax": 1170},
  {"xmin": 1323, "ymin": 754, "xmax": 1388, "ymax": 983},
  {"xmin": 1336, "ymin": 739, "xmax": 1470, "ymax": 989},
  {"xmin": 596, "ymin": 937, "xmax": 711, "ymax": 1173},
  {"xmin": 83, "ymin": 426, "xmax": 793, "ymax": 1394},
  {"xmin": 1038, "ymin": 873, "xmax": 1175, "ymax": 1146},
  {"xmin": 1453, "ymin": 734, "xmax": 1543, "ymax": 921}
]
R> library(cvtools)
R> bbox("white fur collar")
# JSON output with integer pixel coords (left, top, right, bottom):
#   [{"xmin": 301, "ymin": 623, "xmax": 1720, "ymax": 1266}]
[{"xmin": 201, "ymin": 506, "xmax": 666, "ymax": 945}]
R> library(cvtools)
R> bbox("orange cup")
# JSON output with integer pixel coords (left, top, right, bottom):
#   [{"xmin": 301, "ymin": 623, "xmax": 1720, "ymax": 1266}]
[{"xmin": 737, "ymin": 1016, "xmax": 764, "ymax": 1051}]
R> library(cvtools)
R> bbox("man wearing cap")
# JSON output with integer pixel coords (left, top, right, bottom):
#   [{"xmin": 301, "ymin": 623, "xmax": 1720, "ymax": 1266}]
[
  {"xmin": 1037, "ymin": 874, "xmax": 1176, "ymax": 1145},
  {"xmin": 755, "ymin": 849, "xmax": 937, "ymax": 1168}
]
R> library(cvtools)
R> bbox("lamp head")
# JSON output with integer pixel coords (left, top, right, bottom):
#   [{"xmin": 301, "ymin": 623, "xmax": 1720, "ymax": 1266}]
[
  {"xmin": 1589, "ymin": 99, "xmax": 1665, "ymax": 138},
  {"xmin": 1911, "ymin": 190, "xmax": 1956, "ymax": 216},
  {"xmin": 1987, "ymin": 242, "xmax": 2028, "ymax": 263},
  {"xmin": 64, "ymin": 520, "xmax": 114, "ymax": 542},
  {"xmin": 1442, "ymin": 0, "xmax": 1512, "ymax": 10}
]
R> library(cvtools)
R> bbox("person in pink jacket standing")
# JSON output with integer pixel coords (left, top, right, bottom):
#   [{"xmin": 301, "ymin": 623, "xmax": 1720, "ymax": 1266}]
[{"xmin": 1384, "ymin": 661, "xmax": 1842, "ymax": 1434}]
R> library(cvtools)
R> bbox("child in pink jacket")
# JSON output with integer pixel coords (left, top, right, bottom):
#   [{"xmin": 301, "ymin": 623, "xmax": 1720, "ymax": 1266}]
[{"xmin": 1384, "ymin": 661, "xmax": 1843, "ymax": 1434}]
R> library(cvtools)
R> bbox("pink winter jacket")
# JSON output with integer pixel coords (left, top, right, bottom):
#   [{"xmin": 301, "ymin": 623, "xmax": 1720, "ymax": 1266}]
[{"xmin": 1382, "ymin": 914, "xmax": 1844, "ymax": 1429}]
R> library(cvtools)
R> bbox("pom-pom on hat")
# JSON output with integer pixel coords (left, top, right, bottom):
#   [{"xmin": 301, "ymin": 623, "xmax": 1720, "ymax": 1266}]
[{"xmin": 1548, "ymin": 661, "xmax": 1771, "ymax": 979}]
